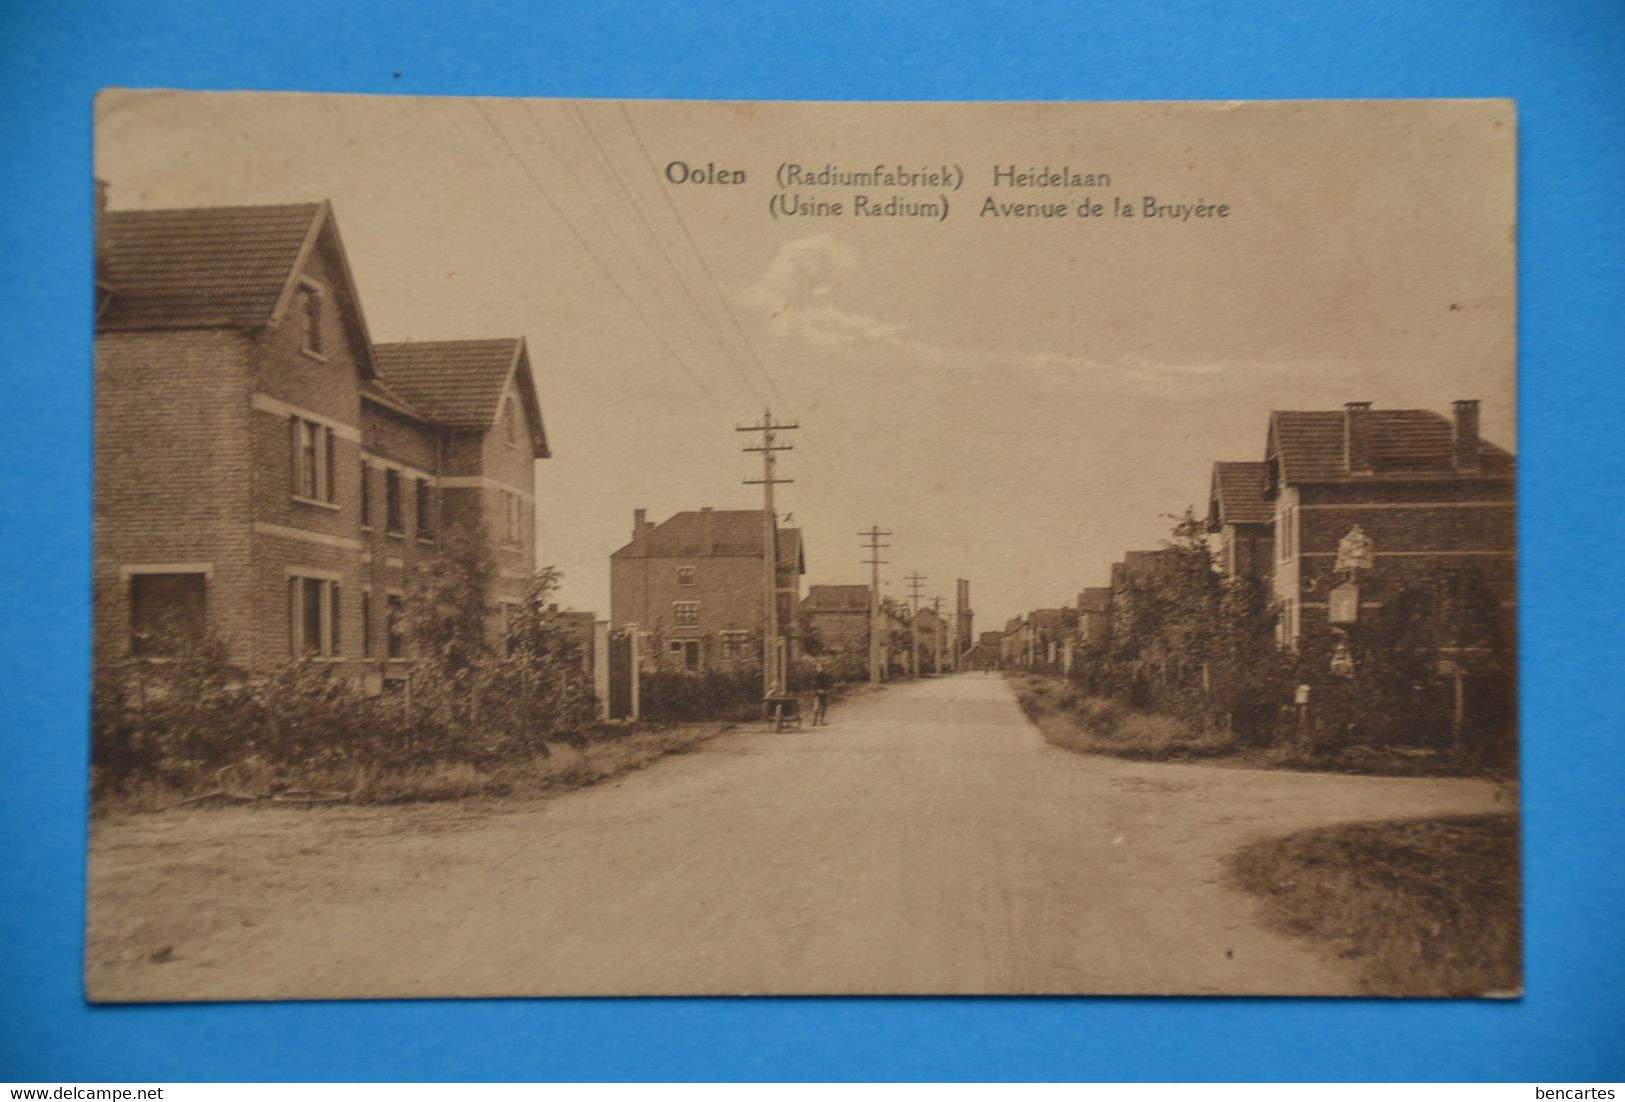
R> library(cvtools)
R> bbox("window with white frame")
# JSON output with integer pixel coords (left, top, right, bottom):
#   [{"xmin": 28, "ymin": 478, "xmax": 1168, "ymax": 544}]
[
  {"xmin": 1276, "ymin": 502, "xmax": 1296, "ymax": 563},
  {"xmin": 415, "ymin": 477, "xmax": 434, "ymax": 541},
  {"xmin": 385, "ymin": 468, "xmax": 403, "ymax": 534},
  {"xmin": 672, "ymin": 601, "xmax": 700, "ymax": 628},
  {"xmin": 1277, "ymin": 596, "xmax": 1296, "ymax": 648},
  {"xmin": 298, "ymin": 284, "xmax": 323, "ymax": 357},
  {"xmin": 289, "ymin": 574, "xmax": 341, "ymax": 657},
  {"xmin": 501, "ymin": 490, "xmax": 523, "ymax": 546},
  {"xmin": 676, "ymin": 565, "xmax": 696, "ymax": 586},
  {"xmin": 291, "ymin": 416, "xmax": 335, "ymax": 503},
  {"xmin": 386, "ymin": 592, "xmax": 405, "ymax": 658},
  {"xmin": 720, "ymin": 630, "xmax": 748, "ymax": 660}
]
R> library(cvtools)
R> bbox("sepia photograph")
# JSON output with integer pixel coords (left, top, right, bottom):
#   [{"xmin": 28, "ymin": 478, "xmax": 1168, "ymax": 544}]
[{"xmin": 87, "ymin": 92, "xmax": 1518, "ymax": 1001}]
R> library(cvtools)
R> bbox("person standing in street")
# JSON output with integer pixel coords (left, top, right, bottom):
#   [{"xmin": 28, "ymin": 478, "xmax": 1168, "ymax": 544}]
[{"xmin": 811, "ymin": 660, "xmax": 834, "ymax": 726}]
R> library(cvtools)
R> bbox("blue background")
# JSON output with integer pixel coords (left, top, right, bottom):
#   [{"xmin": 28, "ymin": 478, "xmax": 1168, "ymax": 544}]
[{"xmin": 2, "ymin": 0, "xmax": 1622, "ymax": 1083}]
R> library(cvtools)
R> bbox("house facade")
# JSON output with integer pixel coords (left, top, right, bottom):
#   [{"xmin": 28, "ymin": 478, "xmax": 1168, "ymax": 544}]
[
  {"xmin": 93, "ymin": 200, "xmax": 549, "ymax": 686},
  {"xmin": 964, "ymin": 631, "xmax": 1005, "ymax": 671},
  {"xmin": 1207, "ymin": 460, "xmax": 1274, "ymax": 583},
  {"xmin": 610, "ymin": 507, "xmax": 805, "ymax": 674},
  {"xmin": 1264, "ymin": 401, "xmax": 1515, "ymax": 651},
  {"xmin": 799, "ymin": 584, "xmax": 872, "ymax": 659},
  {"xmin": 1076, "ymin": 587, "xmax": 1112, "ymax": 644}
]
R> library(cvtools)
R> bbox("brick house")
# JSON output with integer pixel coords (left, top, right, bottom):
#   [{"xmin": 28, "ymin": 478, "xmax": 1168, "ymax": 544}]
[
  {"xmin": 1263, "ymin": 401, "xmax": 1514, "ymax": 651},
  {"xmin": 912, "ymin": 605, "xmax": 951, "ymax": 672},
  {"xmin": 799, "ymin": 584, "xmax": 872, "ymax": 659},
  {"xmin": 1000, "ymin": 616, "xmax": 1025, "ymax": 669},
  {"xmin": 1076, "ymin": 587, "xmax": 1112, "ymax": 644},
  {"xmin": 1206, "ymin": 460, "xmax": 1273, "ymax": 583},
  {"xmin": 371, "ymin": 338, "xmax": 548, "ymax": 656},
  {"xmin": 93, "ymin": 200, "xmax": 549, "ymax": 686},
  {"xmin": 963, "ymin": 631, "xmax": 1005, "ymax": 671},
  {"xmin": 610, "ymin": 507, "xmax": 804, "ymax": 674}
]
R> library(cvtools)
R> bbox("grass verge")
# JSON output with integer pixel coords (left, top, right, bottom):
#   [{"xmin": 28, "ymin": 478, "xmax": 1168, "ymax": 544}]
[
  {"xmin": 1010, "ymin": 673, "xmax": 1506, "ymax": 778},
  {"xmin": 1012, "ymin": 674, "xmax": 1238, "ymax": 761},
  {"xmin": 105, "ymin": 721, "xmax": 736, "ymax": 813},
  {"xmin": 1229, "ymin": 813, "xmax": 1521, "ymax": 996}
]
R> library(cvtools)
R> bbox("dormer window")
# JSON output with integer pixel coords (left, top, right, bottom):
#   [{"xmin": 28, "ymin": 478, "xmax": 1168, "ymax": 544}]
[{"xmin": 298, "ymin": 283, "xmax": 324, "ymax": 357}]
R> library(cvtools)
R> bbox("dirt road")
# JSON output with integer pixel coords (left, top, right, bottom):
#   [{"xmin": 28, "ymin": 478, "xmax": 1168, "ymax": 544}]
[{"xmin": 87, "ymin": 675, "xmax": 1510, "ymax": 1000}]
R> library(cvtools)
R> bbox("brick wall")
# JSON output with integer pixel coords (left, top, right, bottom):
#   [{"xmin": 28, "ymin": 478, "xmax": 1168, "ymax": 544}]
[
  {"xmin": 359, "ymin": 399, "xmax": 443, "ymax": 672},
  {"xmin": 1282, "ymin": 477, "xmax": 1515, "ymax": 649},
  {"xmin": 95, "ymin": 221, "xmax": 542, "ymax": 685},
  {"xmin": 611, "ymin": 551, "xmax": 767, "ymax": 669},
  {"xmin": 246, "ymin": 239, "xmax": 370, "ymax": 673},
  {"xmin": 806, "ymin": 609, "xmax": 870, "ymax": 654},
  {"xmin": 94, "ymin": 329, "xmax": 255, "ymax": 668}
]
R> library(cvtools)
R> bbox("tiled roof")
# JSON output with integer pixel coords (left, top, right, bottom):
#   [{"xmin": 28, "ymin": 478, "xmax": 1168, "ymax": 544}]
[
  {"xmin": 804, "ymin": 584, "xmax": 869, "ymax": 611},
  {"xmin": 1115, "ymin": 550, "xmax": 1174, "ymax": 587},
  {"xmin": 373, "ymin": 340, "xmax": 522, "ymax": 432},
  {"xmin": 615, "ymin": 509, "xmax": 802, "ymax": 572},
  {"xmin": 360, "ymin": 377, "xmax": 429, "ymax": 422},
  {"xmin": 779, "ymin": 527, "xmax": 804, "ymax": 574},
  {"xmin": 98, "ymin": 203, "xmax": 322, "ymax": 329},
  {"xmin": 1270, "ymin": 409, "xmax": 1514, "ymax": 483},
  {"xmin": 1211, "ymin": 460, "xmax": 1272, "ymax": 526},
  {"xmin": 1077, "ymin": 587, "xmax": 1112, "ymax": 614}
]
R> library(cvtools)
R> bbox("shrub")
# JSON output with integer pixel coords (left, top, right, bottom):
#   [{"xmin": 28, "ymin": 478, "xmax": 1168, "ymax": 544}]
[{"xmin": 638, "ymin": 667, "xmax": 763, "ymax": 724}]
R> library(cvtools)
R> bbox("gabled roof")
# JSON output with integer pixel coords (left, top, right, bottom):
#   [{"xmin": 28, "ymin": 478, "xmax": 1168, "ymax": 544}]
[
  {"xmin": 1077, "ymin": 587, "xmax": 1113, "ymax": 614},
  {"xmin": 1267, "ymin": 409, "xmax": 1514, "ymax": 484},
  {"xmin": 1115, "ymin": 550, "xmax": 1174, "ymax": 587},
  {"xmin": 361, "ymin": 376, "xmax": 430, "ymax": 423},
  {"xmin": 373, "ymin": 338, "xmax": 550, "ymax": 458},
  {"xmin": 97, "ymin": 201, "xmax": 377, "ymax": 376},
  {"xmin": 778, "ymin": 527, "xmax": 805, "ymax": 576},
  {"xmin": 613, "ymin": 509, "xmax": 804, "ymax": 573},
  {"xmin": 803, "ymin": 584, "xmax": 869, "ymax": 611},
  {"xmin": 1209, "ymin": 460, "xmax": 1272, "ymax": 528}
]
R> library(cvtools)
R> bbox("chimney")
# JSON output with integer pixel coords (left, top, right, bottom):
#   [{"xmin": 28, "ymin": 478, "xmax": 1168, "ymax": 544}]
[
  {"xmin": 1344, "ymin": 401, "xmax": 1373, "ymax": 474},
  {"xmin": 1452, "ymin": 400, "xmax": 1481, "ymax": 472},
  {"xmin": 632, "ymin": 508, "xmax": 647, "ymax": 548},
  {"xmin": 700, "ymin": 506, "xmax": 715, "ymax": 555}
]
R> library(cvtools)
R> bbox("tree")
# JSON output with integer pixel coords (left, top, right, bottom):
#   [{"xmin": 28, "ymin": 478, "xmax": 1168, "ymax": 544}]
[
  {"xmin": 496, "ymin": 565, "xmax": 599, "ymax": 742},
  {"xmin": 406, "ymin": 517, "xmax": 497, "ymax": 727}
]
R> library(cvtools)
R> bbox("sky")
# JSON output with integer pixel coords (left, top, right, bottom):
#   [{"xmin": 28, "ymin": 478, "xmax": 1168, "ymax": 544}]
[{"xmin": 95, "ymin": 92, "xmax": 1516, "ymax": 629}]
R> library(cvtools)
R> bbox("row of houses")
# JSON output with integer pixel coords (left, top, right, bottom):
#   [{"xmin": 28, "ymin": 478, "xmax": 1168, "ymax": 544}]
[
  {"xmin": 94, "ymin": 191, "xmax": 969, "ymax": 714},
  {"xmin": 608, "ymin": 508, "xmax": 972, "ymax": 683},
  {"xmin": 93, "ymin": 196, "xmax": 553, "ymax": 690},
  {"xmin": 993, "ymin": 399, "xmax": 1516, "ymax": 723}
]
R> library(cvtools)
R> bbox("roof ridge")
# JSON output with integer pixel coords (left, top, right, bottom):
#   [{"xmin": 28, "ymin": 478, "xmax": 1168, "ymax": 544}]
[{"xmin": 105, "ymin": 202, "xmax": 325, "ymax": 217}]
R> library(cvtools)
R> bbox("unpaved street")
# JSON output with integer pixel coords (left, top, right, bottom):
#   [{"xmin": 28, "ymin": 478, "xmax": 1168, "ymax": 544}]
[{"xmin": 87, "ymin": 675, "xmax": 1510, "ymax": 1000}]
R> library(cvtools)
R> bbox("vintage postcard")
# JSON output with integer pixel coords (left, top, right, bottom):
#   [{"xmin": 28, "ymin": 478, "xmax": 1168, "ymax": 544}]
[{"xmin": 88, "ymin": 93, "xmax": 1518, "ymax": 1000}]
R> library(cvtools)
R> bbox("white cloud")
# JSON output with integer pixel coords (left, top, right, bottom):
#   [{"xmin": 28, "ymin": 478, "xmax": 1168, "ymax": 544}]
[{"xmin": 740, "ymin": 236, "xmax": 1241, "ymax": 394}]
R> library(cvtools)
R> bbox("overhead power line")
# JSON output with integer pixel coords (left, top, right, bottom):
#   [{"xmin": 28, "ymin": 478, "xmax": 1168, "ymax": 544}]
[{"xmin": 468, "ymin": 98, "xmax": 724, "ymax": 407}]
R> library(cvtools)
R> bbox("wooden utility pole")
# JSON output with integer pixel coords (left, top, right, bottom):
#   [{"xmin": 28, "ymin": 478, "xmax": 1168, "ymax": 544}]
[
  {"xmin": 860, "ymin": 525, "xmax": 891, "ymax": 684},
  {"xmin": 738, "ymin": 408, "xmax": 797, "ymax": 697},
  {"xmin": 906, "ymin": 572, "xmax": 926, "ymax": 678}
]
